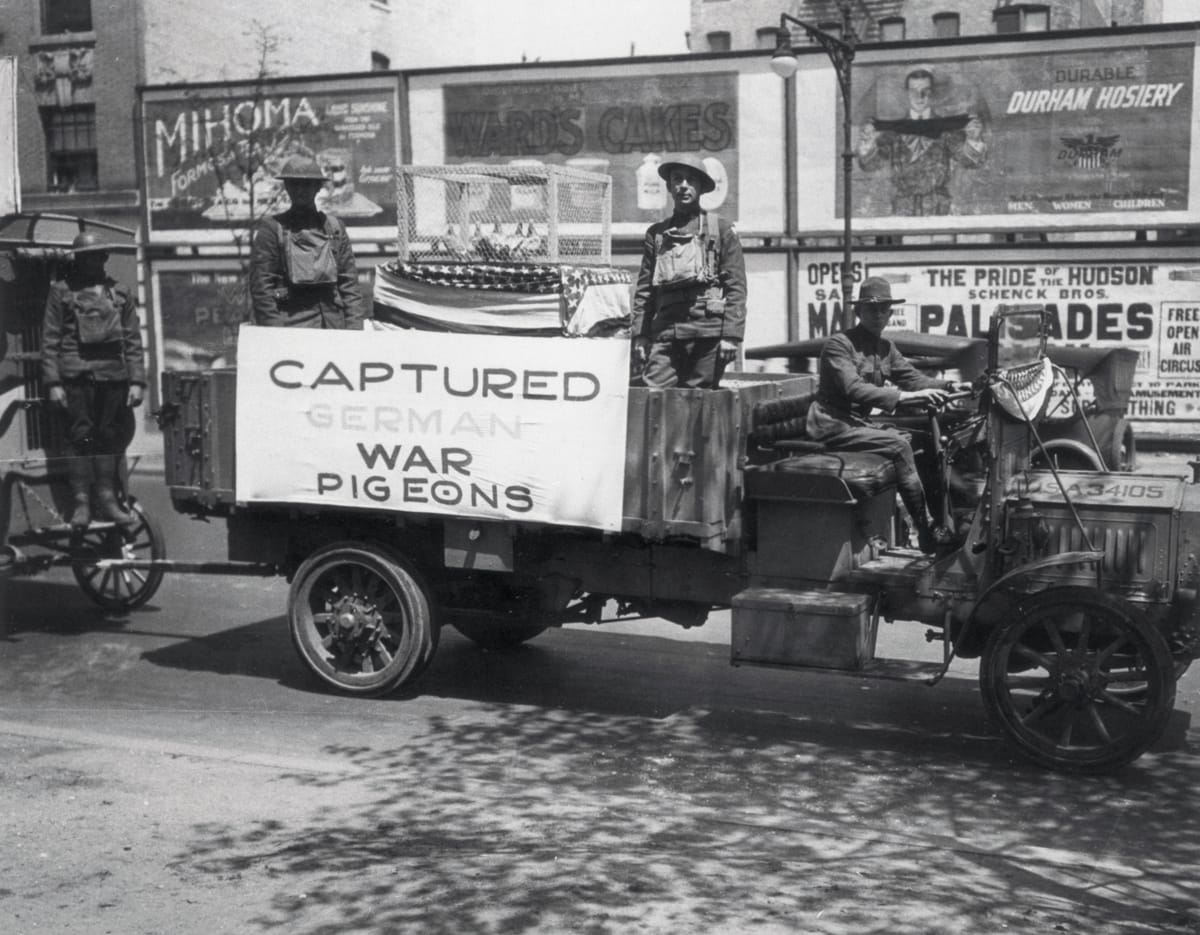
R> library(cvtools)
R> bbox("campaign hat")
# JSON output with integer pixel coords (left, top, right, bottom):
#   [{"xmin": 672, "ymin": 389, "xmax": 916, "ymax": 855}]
[
  {"xmin": 852, "ymin": 276, "xmax": 905, "ymax": 306},
  {"xmin": 275, "ymin": 155, "xmax": 327, "ymax": 182},
  {"xmin": 657, "ymin": 154, "xmax": 717, "ymax": 194}
]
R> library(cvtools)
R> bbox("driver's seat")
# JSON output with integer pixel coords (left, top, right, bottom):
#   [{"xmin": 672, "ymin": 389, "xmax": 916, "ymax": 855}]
[{"xmin": 748, "ymin": 393, "xmax": 898, "ymax": 503}]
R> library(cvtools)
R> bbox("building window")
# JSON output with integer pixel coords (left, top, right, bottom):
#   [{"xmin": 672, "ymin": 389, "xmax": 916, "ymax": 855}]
[
  {"xmin": 932, "ymin": 13, "xmax": 960, "ymax": 38},
  {"xmin": 879, "ymin": 17, "xmax": 906, "ymax": 41},
  {"xmin": 42, "ymin": 105, "xmax": 97, "ymax": 192},
  {"xmin": 994, "ymin": 4, "xmax": 1050, "ymax": 34},
  {"xmin": 371, "ymin": 51, "xmax": 390, "ymax": 70},
  {"xmin": 756, "ymin": 26, "xmax": 781, "ymax": 50},
  {"xmin": 706, "ymin": 31, "xmax": 731, "ymax": 52},
  {"xmin": 42, "ymin": 0, "xmax": 92, "ymax": 34}
]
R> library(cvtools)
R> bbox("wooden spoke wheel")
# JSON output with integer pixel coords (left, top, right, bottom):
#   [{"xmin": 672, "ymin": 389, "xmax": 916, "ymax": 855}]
[
  {"xmin": 980, "ymin": 587, "xmax": 1176, "ymax": 774},
  {"xmin": 72, "ymin": 500, "xmax": 165, "ymax": 611},
  {"xmin": 289, "ymin": 542, "xmax": 438, "ymax": 696}
]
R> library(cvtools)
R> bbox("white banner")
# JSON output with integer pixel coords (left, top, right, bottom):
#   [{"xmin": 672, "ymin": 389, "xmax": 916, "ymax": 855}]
[{"xmin": 235, "ymin": 327, "xmax": 631, "ymax": 530}]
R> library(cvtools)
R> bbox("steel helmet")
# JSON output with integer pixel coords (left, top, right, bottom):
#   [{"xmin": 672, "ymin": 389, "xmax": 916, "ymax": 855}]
[
  {"xmin": 275, "ymin": 155, "xmax": 327, "ymax": 182},
  {"xmin": 71, "ymin": 231, "xmax": 109, "ymax": 254}
]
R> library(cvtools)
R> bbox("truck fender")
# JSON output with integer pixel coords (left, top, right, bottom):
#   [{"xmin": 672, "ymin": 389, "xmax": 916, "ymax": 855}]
[{"xmin": 1034, "ymin": 438, "xmax": 1104, "ymax": 472}]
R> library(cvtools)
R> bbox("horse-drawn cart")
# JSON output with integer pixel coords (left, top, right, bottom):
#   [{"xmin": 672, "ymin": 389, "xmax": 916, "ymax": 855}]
[{"xmin": 0, "ymin": 212, "xmax": 164, "ymax": 610}]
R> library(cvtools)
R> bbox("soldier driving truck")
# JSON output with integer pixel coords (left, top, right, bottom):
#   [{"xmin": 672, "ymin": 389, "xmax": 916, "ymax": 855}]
[{"xmin": 805, "ymin": 276, "xmax": 972, "ymax": 553}]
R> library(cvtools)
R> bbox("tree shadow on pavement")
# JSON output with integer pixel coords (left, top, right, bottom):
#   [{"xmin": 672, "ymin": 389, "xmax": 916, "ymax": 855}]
[{"xmin": 162, "ymin": 631, "xmax": 1200, "ymax": 935}]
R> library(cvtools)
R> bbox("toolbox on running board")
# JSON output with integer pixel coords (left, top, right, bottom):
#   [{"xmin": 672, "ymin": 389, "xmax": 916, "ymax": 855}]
[{"xmin": 730, "ymin": 588, "xmax": 876, "ymax": 670}]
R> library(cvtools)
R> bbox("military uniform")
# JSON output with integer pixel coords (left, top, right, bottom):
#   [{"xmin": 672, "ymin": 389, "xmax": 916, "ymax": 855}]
[
  {"xmin": 42, "ymin": 261, "xmax": 146, "ymax": 529},
  {"xmin": 807, "ymin": 278, "xmax": 962, "ymax": 552},
  {"xmin": 248, "ymin": 206, "xmax": 364, "ymax": 328},
  {"xmin": 248, "ymin": 155, "xmax": 364, "ymax": 329}
]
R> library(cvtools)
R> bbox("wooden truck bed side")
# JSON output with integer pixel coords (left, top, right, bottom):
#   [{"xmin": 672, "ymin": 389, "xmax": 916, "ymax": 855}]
[{"xmin": 160, "ymin": 368, "xmax": 814, "ymax": 552}]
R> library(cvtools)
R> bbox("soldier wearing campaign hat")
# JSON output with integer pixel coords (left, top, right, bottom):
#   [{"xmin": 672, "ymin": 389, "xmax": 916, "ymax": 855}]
[
  {"xmin": 806, "ymin": 276, "xmax": 971, "ymax": 553},
  {"xmin": 248, "ymin": 154, "xmax": 364, "ymax": 328},
  {"xmin": 630, "ymin": 153, "xmax": 746, "ymax": 389}
]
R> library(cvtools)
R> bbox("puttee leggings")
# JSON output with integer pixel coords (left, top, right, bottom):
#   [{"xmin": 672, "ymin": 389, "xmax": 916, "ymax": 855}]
[{"xmin": 816, "ymin": 423, "xmax": 934, "ymax": 527}]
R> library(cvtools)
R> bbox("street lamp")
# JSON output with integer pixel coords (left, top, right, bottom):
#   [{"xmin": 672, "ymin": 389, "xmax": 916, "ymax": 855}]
[{"xmin": 771, "ymin": 4, "xmax": 858, "ymax": 329}]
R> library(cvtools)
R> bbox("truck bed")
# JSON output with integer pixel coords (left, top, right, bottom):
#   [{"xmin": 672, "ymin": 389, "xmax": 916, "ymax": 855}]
[{"xmin": 160, "ymin": 368, "xmax": 813, "ymax": 553}]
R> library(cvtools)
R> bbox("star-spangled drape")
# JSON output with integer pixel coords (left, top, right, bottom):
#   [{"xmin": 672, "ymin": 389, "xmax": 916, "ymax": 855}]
[{"xmin": 375, "ymin": 261, "xmax": 631, "ymax": 336}]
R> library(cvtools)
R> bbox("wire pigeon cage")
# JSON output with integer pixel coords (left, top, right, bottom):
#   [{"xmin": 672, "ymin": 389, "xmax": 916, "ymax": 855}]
[{"xmin": 395, "ymin": 164, "xmax": 612, "ymax": 266}]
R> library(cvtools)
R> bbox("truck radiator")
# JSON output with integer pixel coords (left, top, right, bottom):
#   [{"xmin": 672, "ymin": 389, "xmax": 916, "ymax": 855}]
[{"xmin": 1031, "ymin": 509, "xmax": 1167, "ymax": 592}]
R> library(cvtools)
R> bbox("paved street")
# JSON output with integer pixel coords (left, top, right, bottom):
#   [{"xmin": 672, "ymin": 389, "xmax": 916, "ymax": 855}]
[{"xmin": 1, "ymin": 452, "xmax": 1198, "ymax": 934}]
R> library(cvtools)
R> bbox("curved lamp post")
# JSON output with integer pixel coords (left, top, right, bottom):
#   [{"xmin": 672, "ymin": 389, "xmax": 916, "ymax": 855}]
[{"xmin": 771, "ymin": 5, "xmax": 858, "ymax": 329}]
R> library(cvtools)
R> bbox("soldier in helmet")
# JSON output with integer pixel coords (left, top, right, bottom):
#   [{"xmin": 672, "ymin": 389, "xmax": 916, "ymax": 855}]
[
  {"xmin": 41, "ymin": 231, "xmax": 146, "ymax": 530},
  {"xmin": 249, "ymin": 154, "xmax": 364, "ymax": 328}
]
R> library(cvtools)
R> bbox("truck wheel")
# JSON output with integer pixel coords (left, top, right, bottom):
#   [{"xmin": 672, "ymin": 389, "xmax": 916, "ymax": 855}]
[
  {"xmin": 451, "ymin": 617, "xmax": 547, "ymax": 651},
  {"xmin": 980, "ymin": 587, "xmax": 1175, "ymax": 774},
  {"xmin": 289, "ymin": 542, "xmax": 438, "ymax": 696},
  {"xmin": 73, "ymin": 500, "xmax": 166, "ymax": 611}
]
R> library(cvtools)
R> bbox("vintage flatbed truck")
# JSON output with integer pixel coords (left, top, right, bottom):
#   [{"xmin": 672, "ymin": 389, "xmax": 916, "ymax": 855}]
[{"xmin": 156, "ymin": 306, "xmax": 1200, "ymax": 774}]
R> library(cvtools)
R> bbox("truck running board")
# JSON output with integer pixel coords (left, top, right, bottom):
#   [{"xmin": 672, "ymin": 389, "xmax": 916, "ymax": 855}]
[
  {"xmin": 731, "ymin": 656, "xmax": 948, "ymax": 684},
  {"xmin": 78, "ymin": 559, "xmax": 279, "ymax": 576}
]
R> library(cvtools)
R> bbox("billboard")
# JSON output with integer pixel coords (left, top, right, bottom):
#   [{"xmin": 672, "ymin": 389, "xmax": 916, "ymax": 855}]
[
  {"xmin": 408, "ymin": 58, "xmax": 787, "ymax": 236},
  {"xmin": 441, "ymin": 72, "xmax": 740, "ymax": 222},
  {"xmin": 795, "ymin": 30, "xmax": 1200, "ymax": 234},
  {"xmin": 140, "ymin": 74, "xmax": 402, "ymax": 244},
  {"xmin": 790, "ymin": 248, "xmax": 1200, "ymax": 438}
]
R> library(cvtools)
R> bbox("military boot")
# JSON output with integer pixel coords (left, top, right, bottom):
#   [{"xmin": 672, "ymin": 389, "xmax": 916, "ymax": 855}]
[
  {"xmin": 91, "ymin": 454, "xmax": 136, "ymax": 528},
  {"xmin": 65, "ymin": 454, "xmax": 93, "ymax": 530}
]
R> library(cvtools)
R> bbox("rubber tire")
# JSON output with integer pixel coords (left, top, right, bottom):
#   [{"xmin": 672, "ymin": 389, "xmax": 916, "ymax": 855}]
[
  {"xmin": 289, "ymin": 542, "xmax": 438, "ymax": 697},
  {"xmin": 72, "ymin": 499, "xmax": 166, "ymax": 611},
  {"xmin": 980, "ymin": 586, "xmax": 1175, "ymax": 774}
]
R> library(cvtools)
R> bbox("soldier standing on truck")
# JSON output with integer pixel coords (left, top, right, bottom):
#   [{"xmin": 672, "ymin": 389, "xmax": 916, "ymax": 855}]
[
  {"xmin": 249, "ymin": 155, "xmax": 365, "ymax": 329},
  {"xmin": 631, "ymin": 154, "xmax": 747, "ymax": 389},
  {"xmin": 42, "ymin": 231, "xmax": 146, "ymax": 530}
]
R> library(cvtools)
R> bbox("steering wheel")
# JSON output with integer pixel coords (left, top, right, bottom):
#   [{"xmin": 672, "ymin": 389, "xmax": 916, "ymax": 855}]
[{"xmin": 895, "ymin": 387, "xmax": 977, "ymax": 414}]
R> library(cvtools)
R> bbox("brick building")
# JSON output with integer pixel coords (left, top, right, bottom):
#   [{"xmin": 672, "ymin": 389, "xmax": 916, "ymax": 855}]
[
  {"xmin": 2, "ymin": 0, "xmax": 396, "ymax": 251},
  {"xmin": 5, "ymin": 0, "xmax": 1181, "ymax": 239},
  {"xmin": 690, "ymin": 0, "xmax": 1167, "ymax": 51}
]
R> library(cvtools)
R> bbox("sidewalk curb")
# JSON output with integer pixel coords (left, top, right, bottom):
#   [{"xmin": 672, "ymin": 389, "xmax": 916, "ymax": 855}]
[{"xmin": 0, "ymin": 717, "xmax": 356, "ymax": 775}]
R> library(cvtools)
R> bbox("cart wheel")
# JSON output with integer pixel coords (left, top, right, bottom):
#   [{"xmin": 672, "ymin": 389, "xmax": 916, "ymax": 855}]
[
  {"xmin": 72, "ymin": 500, "xmax": 166, "ymax": 611},
  {"xmin": 980, "ymin": 587, "xmax": 1176, "ymax": 774},
  {"xmin": 289, "ymin": 542, "xmax": 439, "ymax": 696},
  {"xmin": 451, "ymin": 617, "xmax": 547, "ymax": 651}
]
